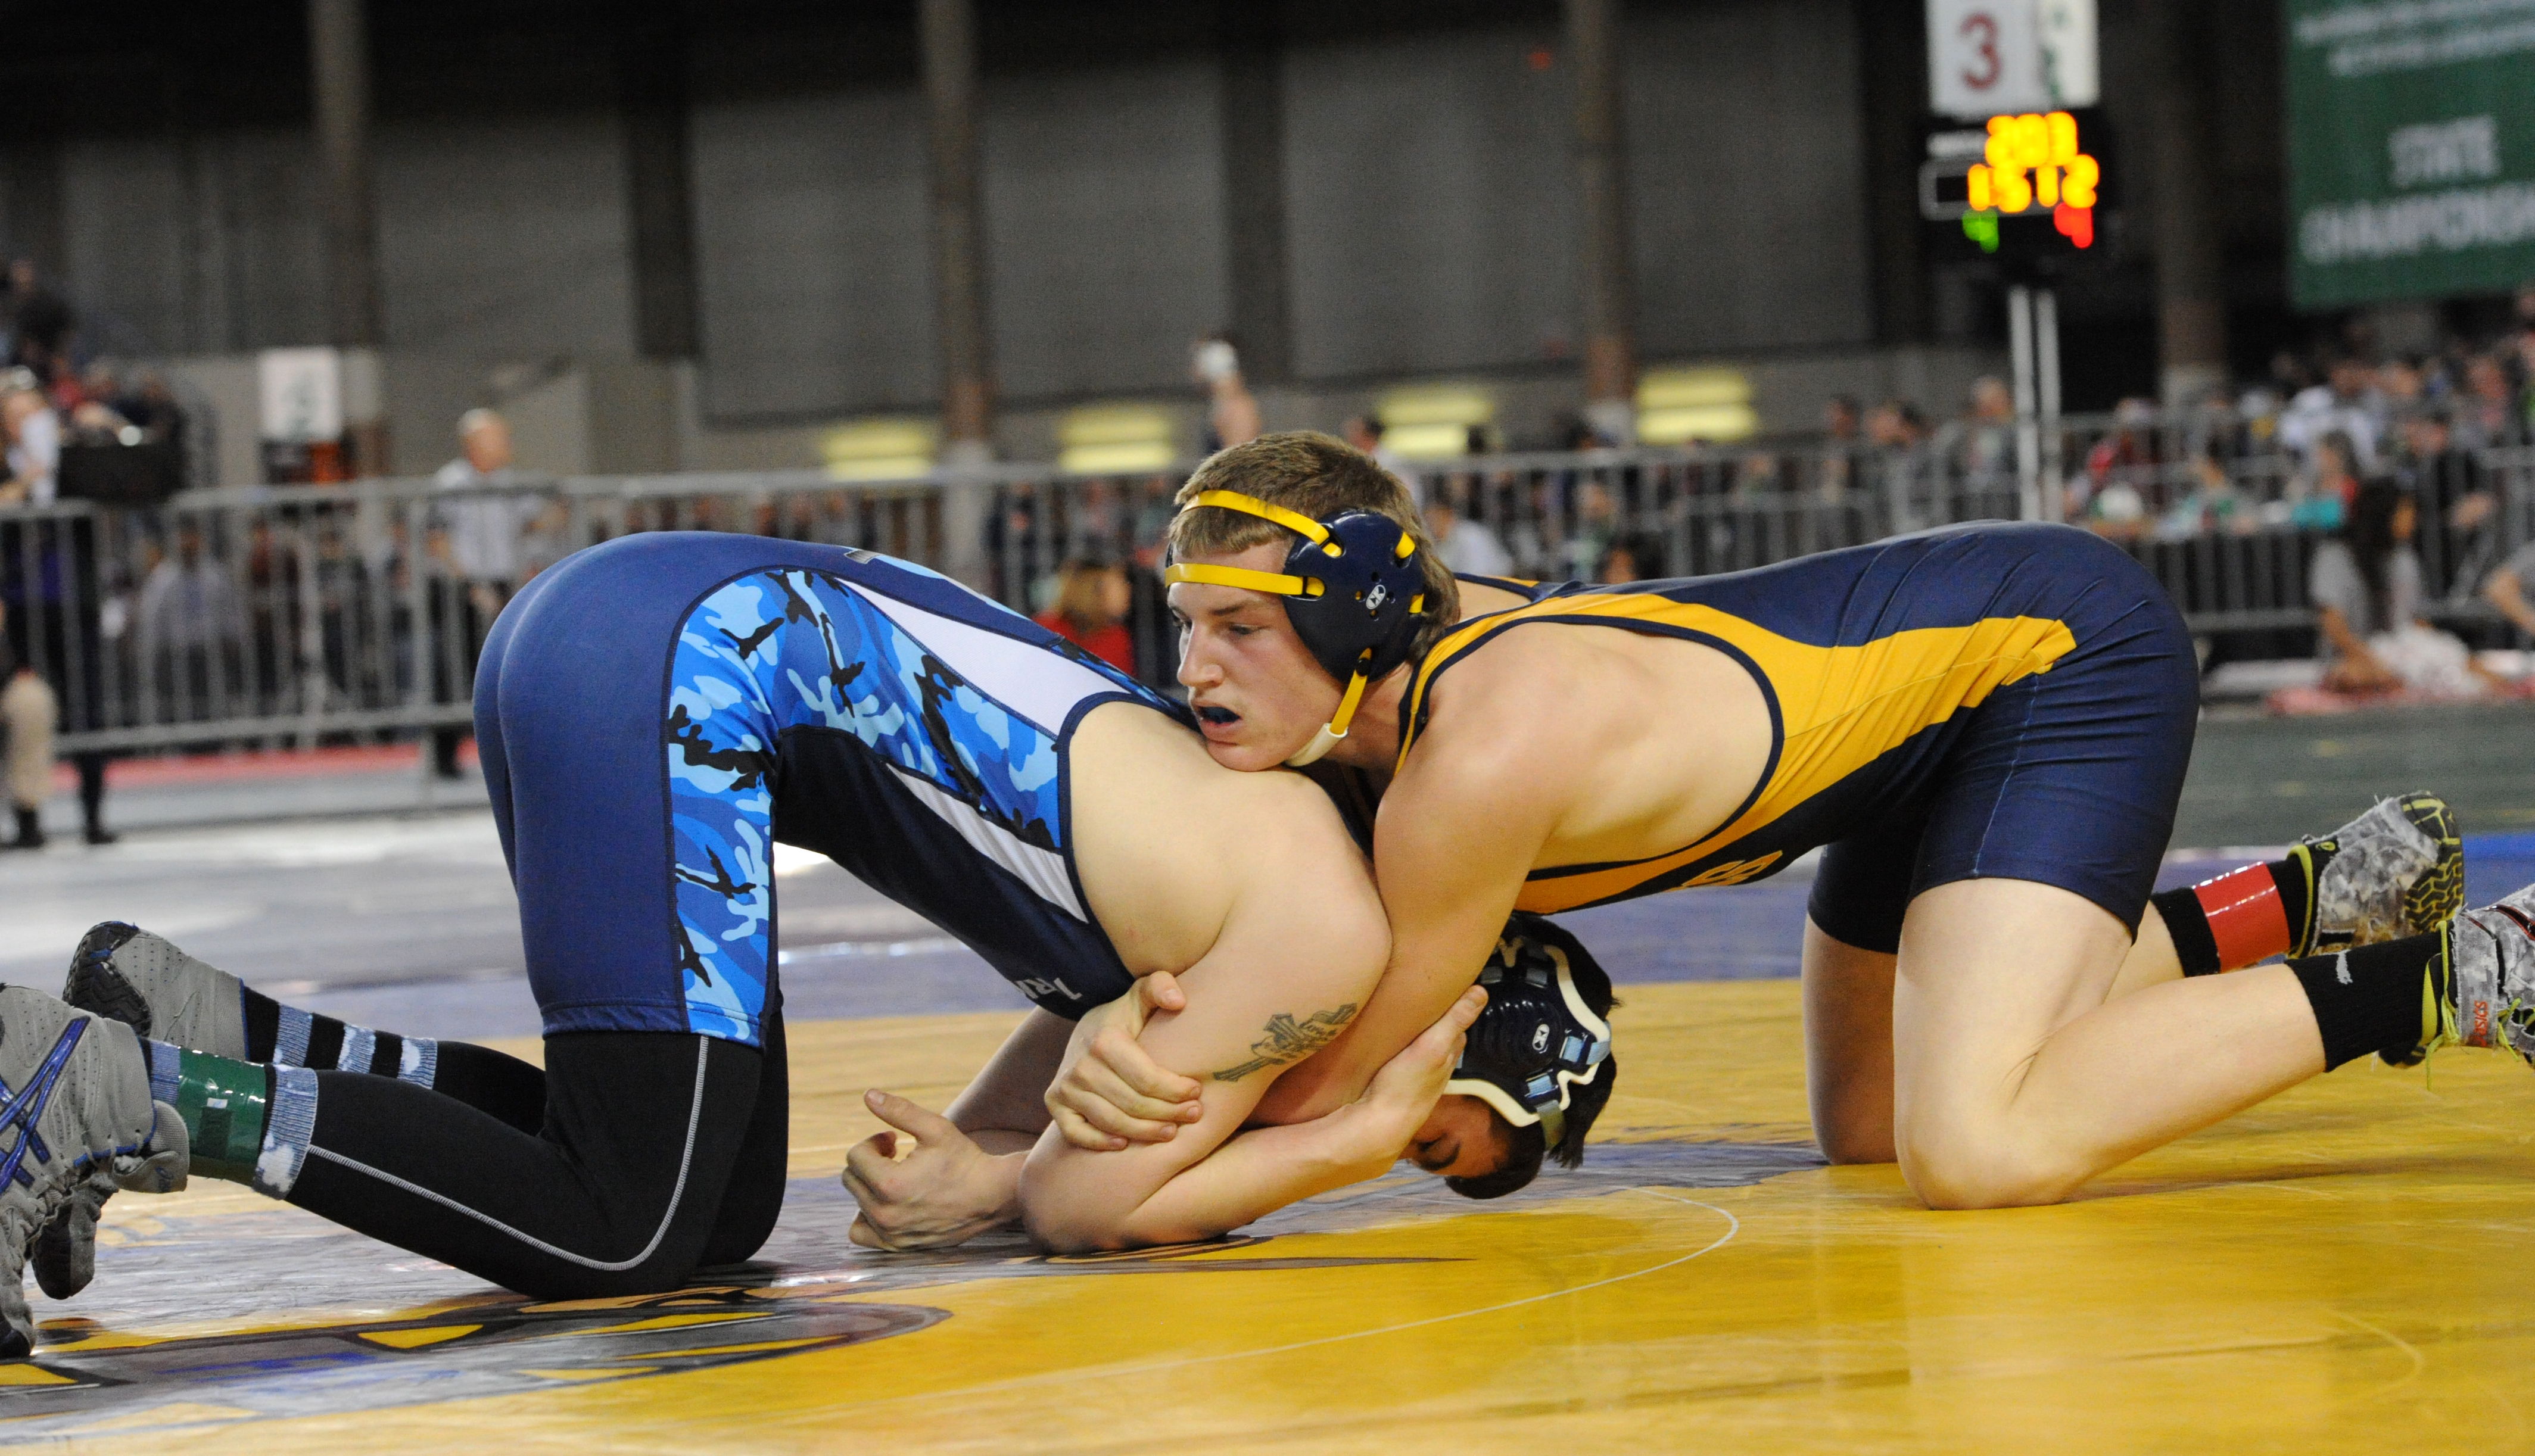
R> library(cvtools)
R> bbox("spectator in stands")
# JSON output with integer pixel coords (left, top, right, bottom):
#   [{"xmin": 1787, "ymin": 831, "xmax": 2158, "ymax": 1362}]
[
  {"xmin": 0, "ymin": 373, "xmax": 112, "ymax": 842},
  {"xmin": 2377, "ymin": 355, "xmax": 2426, "ymax": 415},
  {"xmin": 123, "ymin": 370, "xmax": 182, "ymax": 441},
  {"xmin": 2293, "ymin": 431, "xmax": 2362, "ymax": 532},
  {"xmin": 1867, "ymin": 398, "xmax": 1933, "ymax": 531},
  {"xmin": 2150, "ymin": 448, "xmax": 2251, "ymax": 545},
  {"xmin": 2456, "ymin": 353, "xmax": 2521, "ymax": 451},
  {"xmin": 2480, "ymin": 537, "xmax": 2535, "ymax": 643},
  {"xmin": 1824, "ymin": 394, "xmax": 1861, "ymax": 444},
  {"xmin": 0, "ymin": 600, "xmax": 51, "ymax": 849},
  {"xmin": 1815, "ymin": 394, "xmax": 1865, "ymax": 499},
  {"xmin": 1033, "ymin": 558, "xmax": 1133, "ymax": 675},
  {"xmin": 1567, "ymin": 480, "xmax": 1621, "ymax": 580},
  {"xmin": 2307, "ymin": 482, "xmax": 2483, "ymax": 696},
  {"xmin": 2070, "ymin": 398, "xmax": 2156, "ymax": 537},
  {"xmin": 2390, "ymin": 407, "xmax": 2495, "ymax": 597},
  {"xmin": 0, "ymin": 370, "xmax": 58, "ymax": 507},
  {"xmin": 4, "ymin": 261, "xmax": 71, "ymax": 386},
  {"xmin": 428, "ymin": 408, "xmax": 534, "ymax": 778},
  {"xmin": 2310, "ymin": 482, "xmax": 2411, "ymax": 692},
  {"xmin": 2281, "ymin": 357, "xmax": 2385, "ymax": 467},
  {"xmin": 136, "ymin": 519, "xmax": 247, "ymax": 723},
  {"xmin": 1940, "ymin": 376, "xmax": 2017, "ymax": 484},
  {"xmin": 1425, "ymin": 493, "xmax": 1512, "ymax": 578},
  {"xmin": 1192, "ymin": 338, "xmax": 1261, "ymax": 452},
  {"xmin": 1599, "ymin": 531, "xmax": 1667, "ymax": 584}
]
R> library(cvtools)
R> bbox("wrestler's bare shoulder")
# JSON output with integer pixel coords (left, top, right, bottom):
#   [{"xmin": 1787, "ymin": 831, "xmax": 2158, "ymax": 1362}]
[
  {"xmin": 1412, "ymin": 597, "xmax": 1774, "ymax": 866},
  {"xmin": 1069, "ymin": 700, "xmax": 1377, "ymax": 975}
]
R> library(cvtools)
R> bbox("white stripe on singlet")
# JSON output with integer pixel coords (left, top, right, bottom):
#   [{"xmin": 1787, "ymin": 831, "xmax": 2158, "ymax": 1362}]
[
  {"xmin": 857, "ymin": 582, "xmax": 1126, "ymax": 738},
  {"xmin": 883, "ymin": 760, "xmax": 1086, "ymax": 921}
]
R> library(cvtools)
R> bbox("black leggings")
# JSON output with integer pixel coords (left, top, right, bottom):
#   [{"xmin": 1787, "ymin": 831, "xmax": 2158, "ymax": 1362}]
[{"xmin": 283, "ymin": 1012, "xmax": 789, "ymax": 1299}]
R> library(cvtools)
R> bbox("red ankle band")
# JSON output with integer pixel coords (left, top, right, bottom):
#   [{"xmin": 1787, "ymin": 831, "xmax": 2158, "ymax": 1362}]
[{"xmin": 2193, "ymin": 862, "xmax": 2291, "ymax": 969}]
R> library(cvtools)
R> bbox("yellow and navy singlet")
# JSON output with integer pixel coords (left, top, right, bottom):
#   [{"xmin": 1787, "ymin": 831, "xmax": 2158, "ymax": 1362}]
[{"xmin": 1401, "ymin": 523, "xmax": 2200, "ymax": 944}]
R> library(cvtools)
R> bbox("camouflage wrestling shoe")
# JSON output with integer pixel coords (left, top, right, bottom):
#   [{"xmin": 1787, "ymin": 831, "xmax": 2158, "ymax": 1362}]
[
  {"xmin": 2424, "ymin": 884, "xmax": 2535, "ymax": 1065},
  {"xmin": 0, "ymin": 986, "xmax": 186, "ymax": 1360},
  {"xmin": 2287, "ymin": 792, "xmax": 2465, "ymax": 959},
  {"xmin": 63, "ymin": 922, "xmax": 248, "ymax": 1060}
]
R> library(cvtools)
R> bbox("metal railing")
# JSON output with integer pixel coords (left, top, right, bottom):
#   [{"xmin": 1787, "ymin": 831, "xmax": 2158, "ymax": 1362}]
[{"xmin": 6, "ymin": 417, "xmax": 2531, "ymax": 756}]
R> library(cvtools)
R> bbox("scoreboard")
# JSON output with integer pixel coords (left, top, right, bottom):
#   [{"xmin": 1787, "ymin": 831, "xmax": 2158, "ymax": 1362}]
[{"xmin": 1920, "ymin": 106, "xmax": 2113, "ymax": 266}]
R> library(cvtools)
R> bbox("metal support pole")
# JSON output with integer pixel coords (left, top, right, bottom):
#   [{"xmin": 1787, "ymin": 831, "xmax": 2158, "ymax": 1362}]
[
  {"xmin": 920, "ymin": 0, "xmax": 994, "ymax": 461},
  {"xmin": 1219, "ymin": 5, "xmax": 1292, "ymax": 384},
  {"xmin": 309, "ymin": 0, "xmax": 388, "ymax": 475},
  {"xmin": 919, "ymin": 0, "xmax": 992, "ymax": 588},
  {"xmin": 2008, "ymin": 283, "xmax": 2039, "ymax": 521},
  {"xmin": 2147, "ymin": 0, "xmax": 2227, "ymax": 406},
  {"xmin": 309, "ymin": 0, "xmax": 381, "ymax": 348},
  {"xmin": 620, "ymin": 0, "xmax": 702, "ymax": 361},
  {"xmin": 1566, "ymin": 0, "xmax": 1638, "ymax": 443},
  {"xmin": 2036, "ymin": 287, "xmax": 2062, "ymax": 522}
]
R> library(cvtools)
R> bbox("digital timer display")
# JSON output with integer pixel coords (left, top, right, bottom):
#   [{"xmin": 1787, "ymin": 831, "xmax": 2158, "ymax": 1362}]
[{"xmin": 1961, "ymin": 110, "xmax": 2097, "ymax": 250}]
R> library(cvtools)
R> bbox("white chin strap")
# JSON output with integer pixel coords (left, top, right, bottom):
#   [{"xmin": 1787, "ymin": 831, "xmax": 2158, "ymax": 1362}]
[
  {"xmin": 1284, "ymin": 659, "xmax": 1374, "ymax": 768},
  {"xmin": 1284, "ymin": 722, "xmax": 1345, "ymax": 768}
]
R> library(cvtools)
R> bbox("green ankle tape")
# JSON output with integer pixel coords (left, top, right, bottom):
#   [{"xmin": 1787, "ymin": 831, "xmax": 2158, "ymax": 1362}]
[{"xmin": 175, "ymin": 1048, "xmax": 273, "ymax": 1183}]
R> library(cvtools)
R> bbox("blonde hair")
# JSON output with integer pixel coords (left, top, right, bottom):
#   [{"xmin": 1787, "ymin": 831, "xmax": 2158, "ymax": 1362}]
[{"xmin": 1167, "ymin": 431, "xmax": 1460, "ymax": 664}]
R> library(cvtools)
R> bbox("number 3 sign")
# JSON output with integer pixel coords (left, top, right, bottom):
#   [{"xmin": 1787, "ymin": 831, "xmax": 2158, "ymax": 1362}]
[{"xmin": 1927, "ymin": 0, "xmax": 2097, "ymax": 120}]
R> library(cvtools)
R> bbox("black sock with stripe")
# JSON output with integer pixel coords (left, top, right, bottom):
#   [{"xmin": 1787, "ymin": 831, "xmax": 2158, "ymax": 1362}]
[
  {"xmin": 238, "ymin": 986, "xmax": 545, "ymax": 1131},
  {"xmin": 2287, "ymin": 931, "xmax": 2449, "ymax": 1070}
]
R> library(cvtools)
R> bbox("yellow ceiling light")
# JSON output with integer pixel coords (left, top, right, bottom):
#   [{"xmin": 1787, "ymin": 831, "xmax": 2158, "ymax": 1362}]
[
  {"xmin": 821, "ymin": 417, "xmax": 938, "ymax": 481},
  {"xmin": 1636, "ymin": 367, "xmax": 1758, "ymax": 445},
  {"xmin": 1058, "ymin": 404, "xmax": 1178, "ymax": 474},
  {"xmin": 1376, "ymin": 386, "xmax": 1494, "ymax": 460}
]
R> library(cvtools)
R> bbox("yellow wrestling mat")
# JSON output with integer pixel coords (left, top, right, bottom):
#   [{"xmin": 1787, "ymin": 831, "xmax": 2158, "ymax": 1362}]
[{"xmin": 16, "ymin": 978, "xmax": 2535, "ymax": 1453}]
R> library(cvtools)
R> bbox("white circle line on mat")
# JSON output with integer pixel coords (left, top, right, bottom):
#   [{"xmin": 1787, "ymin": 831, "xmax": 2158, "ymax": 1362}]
[{"xmin": 835, "ymin": 1186, "xmax": 1741, "ymax": 1413}]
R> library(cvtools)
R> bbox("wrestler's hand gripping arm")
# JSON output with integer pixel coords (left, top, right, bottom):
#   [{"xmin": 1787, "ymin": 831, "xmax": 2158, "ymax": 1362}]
[{"xmin": 1019, "ymin": 869, "xmax": 1448, "ymax": 1252}]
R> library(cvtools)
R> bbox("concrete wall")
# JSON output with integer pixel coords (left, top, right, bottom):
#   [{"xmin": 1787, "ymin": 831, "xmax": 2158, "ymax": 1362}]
[
  {"xmin": 689, "ymin": 87, "xmax": 937, "ymax": 422},
  {"xmin": 31, "ymin": 0, "xmax": 1988, "ymax": 470},
  {"xmin": 1284, "ymin": 23, "xmax": 1578, "ymax": 379},
  {"xmin": 1625, "ymin": 0, "xmax": 1873, "ymax": 355}
]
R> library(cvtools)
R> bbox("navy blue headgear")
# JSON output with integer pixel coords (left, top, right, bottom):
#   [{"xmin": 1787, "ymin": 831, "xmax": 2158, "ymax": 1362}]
[
  {"xmin": 1162, "ymin": 490, "xmax": 1434, "ymax": 765},
  {"xmin": 1448, "ymin": 914, "xmax": 1612, "ymax": 1149}
]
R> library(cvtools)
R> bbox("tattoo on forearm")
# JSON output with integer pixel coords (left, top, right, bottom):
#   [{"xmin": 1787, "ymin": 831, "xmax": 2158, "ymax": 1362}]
[{"xmin": 1210, "ymin": 1004, "xmax": 1359, "ymax": 1083}]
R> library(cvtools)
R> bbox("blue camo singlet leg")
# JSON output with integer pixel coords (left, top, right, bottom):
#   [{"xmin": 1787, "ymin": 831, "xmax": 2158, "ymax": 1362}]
[{"xmin": 664, "ymin": 566, "xmax": 1077, "ymax": 1040}]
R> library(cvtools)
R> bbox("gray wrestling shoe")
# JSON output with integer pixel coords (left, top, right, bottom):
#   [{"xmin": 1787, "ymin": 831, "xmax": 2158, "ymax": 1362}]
[
  {"xmin": 2426, "ymin": 884, "xmax": 2535, "ymax": 1065},
  {"xmin": 0, "ymin": 986, "xmax": 187, "ymax": 1360},
  {"xmin": 62, "ymin": 922, "xmax": 248, "ymax": 1060},
  {"xmin": 2288, "ymin": 792, "xmax": 2465, "ymax": 959}
]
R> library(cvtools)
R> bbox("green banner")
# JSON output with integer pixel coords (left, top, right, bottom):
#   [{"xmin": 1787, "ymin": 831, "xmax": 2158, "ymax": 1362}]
[{"xmin": 2287, "ymin": 0, "xmax": 2535, "ymax": 308}]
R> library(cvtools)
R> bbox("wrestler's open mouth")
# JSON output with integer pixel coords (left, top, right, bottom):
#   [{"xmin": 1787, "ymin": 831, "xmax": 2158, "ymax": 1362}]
[{"xmin": 1194, "ymin": 705, "xmax": 1240, "ymax": 727}]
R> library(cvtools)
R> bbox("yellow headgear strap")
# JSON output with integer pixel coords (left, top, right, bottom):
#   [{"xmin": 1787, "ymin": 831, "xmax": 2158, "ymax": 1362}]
[
  {"xmin": 1182, "ymin": 490, "xmax": 1344, "ymax": 557},
  {"xmin": 1326, "ymin": 656, "xmax": 1372, "ymax": 737},
  {"xmin": 1160, "ymin": 563, "xmax": 1325, "ymax": 597}
]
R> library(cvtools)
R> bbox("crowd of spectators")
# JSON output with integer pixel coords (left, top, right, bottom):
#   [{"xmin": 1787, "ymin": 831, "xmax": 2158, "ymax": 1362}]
[{"xmin": 8, "ymin": 290, "xmax": 2535, "ymax": 816}]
